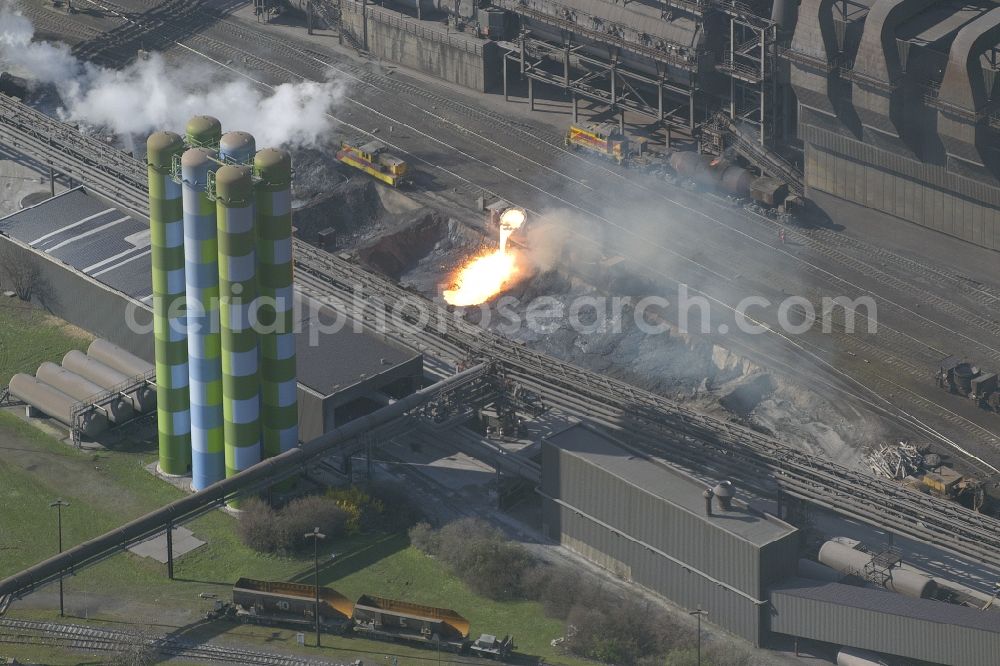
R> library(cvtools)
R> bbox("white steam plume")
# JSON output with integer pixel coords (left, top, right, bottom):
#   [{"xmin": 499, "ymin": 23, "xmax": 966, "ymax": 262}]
[{"xmin": 0, "ymin": 2, "xmax": 345, "ymax": 148}]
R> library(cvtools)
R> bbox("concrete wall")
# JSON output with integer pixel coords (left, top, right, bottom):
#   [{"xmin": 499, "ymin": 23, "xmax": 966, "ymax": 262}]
[
  {"xmin": 805, "ymin": 137, "xmax": 1000, "ymax": 250},
  {"xmin": 0, "ymin": 233, "xmax": 154, "ymax": 361},
  {"xmin": 342, "ymin": 1, "xmax": 499, "ymax": 92}
]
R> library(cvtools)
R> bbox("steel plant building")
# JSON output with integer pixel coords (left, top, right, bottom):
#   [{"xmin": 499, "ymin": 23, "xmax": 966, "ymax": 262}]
[
  {"xmin": 540, "ymin": 423, "xmax": 800, "ymax": 646},
  {"xmin": 404, "ymin": 0, "xmax": 1000, "ymax": 250}
]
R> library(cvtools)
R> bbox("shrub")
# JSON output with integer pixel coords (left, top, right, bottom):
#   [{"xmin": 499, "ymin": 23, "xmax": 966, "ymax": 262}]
[
  {"xmin": 406, "ymin": 518, "xmax": 535, "ymax": 600},
  {"xmin": 237, "ymin": 495, "xmax": 348, "ymax": 554},
  {"xmin": 281, "ymin": 495, "xmax": 349, "ymax": 550},
  {"xmin": 563, "ymin": 596, "xmax": 694, "ymax": 665},
  {"xmin": 236, "ymin": 497, "xmax": 283, "ymax": 554},
  {"xmin": 408, "ymin": 521, "xmax": 439, "ymax": 555}
]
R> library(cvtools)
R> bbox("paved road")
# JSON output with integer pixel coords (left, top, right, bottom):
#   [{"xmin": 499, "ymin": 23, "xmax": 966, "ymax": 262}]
[{"xmin": 18, "ymin": 0, "xmax": 1000, "ymax": 482}]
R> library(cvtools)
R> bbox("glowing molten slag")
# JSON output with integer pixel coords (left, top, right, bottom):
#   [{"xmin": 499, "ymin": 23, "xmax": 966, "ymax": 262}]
[{"xmin": 443, "ymin": 208, "xmax": 526, "ymax": 307}]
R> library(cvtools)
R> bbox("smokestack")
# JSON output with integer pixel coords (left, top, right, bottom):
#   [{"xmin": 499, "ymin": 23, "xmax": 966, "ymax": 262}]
[
  {"xmin": 147, "ymin": 131, "xmax": 191, "ymax": 476},
  {"xmin": 254, "ymin": 148, "xmax": 298, "ymax": 459},
  {"xmin": 703, "ymin": 488, "xmax": 714, "ymax": 516},
  {"xmin": 713, "ymin": 480, "xmax": 735, "ymax": 511},
  {"xmin": 182, "ymin": 147, "xmax": 225, "ymax": 491},
  {"xmin": 216, "ymin": 164, "xmax": 262, "ymax": 483}
]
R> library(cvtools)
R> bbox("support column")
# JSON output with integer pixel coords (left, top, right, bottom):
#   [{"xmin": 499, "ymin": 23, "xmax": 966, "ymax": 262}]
[
  {"xmin": 503, "ymin": 56, "xmax": 508, "ymax": 102},
  {"xmin": 362, "ymin": 0, "xmax": 368, "ymax": 51},
  {"xmin": 307, "ymin": 0, "xmax": 313, "ymax": 34},
  {"xmin": 166, "ymin": 521, "xmax": 174, "ymax": 579},
  {"xmin": 572, "ymin": 94, "xmax": 578, "ymax": 123},
  {"xmin": 689, "ymin": 86, "xmax": 696, "ymax": 132},
  {"xmin": 564, "ymin": 44, "xmax": 570, "ymax": 88},
  {"xmin": 658, "ymin": 80, "xmax": 664, "ymax": 123},
  {"xmin": 619, "ymin": 109, "xmax": 624, "ymax": 136},
  {"xmin": 528, "ymin": 77, "xmax": 534, "ymax": 111},
  {"xmin": 49, "ymin": 166, "xmax": 55, "ymax": 197}
]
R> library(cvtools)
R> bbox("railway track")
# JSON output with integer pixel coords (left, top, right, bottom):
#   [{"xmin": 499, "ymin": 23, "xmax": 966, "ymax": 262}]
[{"xmin": 0, "ymin": 617, "xmax": 348, "ymax": 665}]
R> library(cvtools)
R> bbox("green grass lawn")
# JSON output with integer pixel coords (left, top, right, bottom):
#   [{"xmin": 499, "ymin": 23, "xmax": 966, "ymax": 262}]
[
  {"xmin": 0, "ymin": 299, "xmax": 93, "ymax": 385},
  {"xmin": 0, "ymin": 303, "xmax": 586, "ymax": 665}
]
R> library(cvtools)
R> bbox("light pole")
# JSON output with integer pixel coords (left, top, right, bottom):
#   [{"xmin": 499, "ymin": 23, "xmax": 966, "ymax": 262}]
[
  {"xmin": 689, "ymin": 607, "xmax": 707, "ymax": 665},
  {"xmin": 49, "ymin": 499, "xmax": 69, "ymax": 617},
  {"xmin": 304, "ymin": 527, "xmax": 326, "ymax": 647}
]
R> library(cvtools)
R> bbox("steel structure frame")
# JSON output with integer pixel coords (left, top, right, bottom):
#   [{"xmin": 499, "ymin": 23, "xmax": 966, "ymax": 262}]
[
  {"xmin": 506, "ymin": 31, "xmax": 697, "ymax": 132},
  {"xmin": 69, "ymin": 369, "xmax": 156, "ymax": 448},
  {"xmin": 1, "ymin": 92, "xmax": 999, "ymax": 571}
]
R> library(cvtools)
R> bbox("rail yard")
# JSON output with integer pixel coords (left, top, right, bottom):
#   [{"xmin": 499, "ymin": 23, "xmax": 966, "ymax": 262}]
[{"xmin": 2, "ymin": 0, "xmax": 1000, "ymax": 664}]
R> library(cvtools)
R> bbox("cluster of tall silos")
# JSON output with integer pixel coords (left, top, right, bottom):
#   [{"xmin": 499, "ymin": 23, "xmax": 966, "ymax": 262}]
[{"xmin": 147, "ymin": 116, "xmax": 298, "ymax": 491}]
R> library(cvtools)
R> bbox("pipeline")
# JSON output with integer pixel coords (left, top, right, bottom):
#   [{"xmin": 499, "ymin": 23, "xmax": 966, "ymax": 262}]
[{"xmin": 0, "ymin": 364, "xmax": 492, "ymax": 600}]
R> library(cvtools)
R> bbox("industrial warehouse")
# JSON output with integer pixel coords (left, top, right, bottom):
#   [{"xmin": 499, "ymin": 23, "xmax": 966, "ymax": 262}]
[{"xmin": 0, "ymin": 0, "xmax": 999, "ymax": 664}]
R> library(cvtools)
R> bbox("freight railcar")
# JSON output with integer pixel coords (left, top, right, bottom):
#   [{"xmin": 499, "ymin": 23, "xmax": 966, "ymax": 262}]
[
  {"xmin": 564, "ymin": 122, "xmax": 797, "ymax": 212},
  {"xmin": 209, "ymin": 577, "xmax": 354, "ymax": 631},
  {"xmin": 351, "ymin": 593, "xmax": 469, "ymax": 650},
  {"xmin": 337, "ymin": 139, "xmax": 410, "ymax": 187},
  {"xmin": 209, "ymin": 579, "xmax": 514, "ymax": 659}
]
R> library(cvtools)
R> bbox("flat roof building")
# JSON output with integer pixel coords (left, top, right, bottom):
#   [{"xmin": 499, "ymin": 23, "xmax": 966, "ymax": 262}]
[
  {"xmin": 0, "ymin": 187, "xmax": 422, "ymax": 446},
  {"xmin": 540, "ymin": 423, "xmax": 800, "ymax": 645}
]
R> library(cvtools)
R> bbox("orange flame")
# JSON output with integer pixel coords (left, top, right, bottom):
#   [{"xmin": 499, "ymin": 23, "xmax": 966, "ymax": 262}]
[{"xmin": 443, "ymin": 208, "xmax": 526, "ymax": 307}]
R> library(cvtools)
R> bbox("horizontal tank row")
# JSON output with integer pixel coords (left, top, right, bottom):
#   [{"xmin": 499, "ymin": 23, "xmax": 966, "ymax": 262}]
[
  {"xmin": 147, "ymin": 116, "xmax": 298, "ymax": 492},
  {"xmin": 9, "ymin": 340, "xmax": 155, "ymax": 438}
]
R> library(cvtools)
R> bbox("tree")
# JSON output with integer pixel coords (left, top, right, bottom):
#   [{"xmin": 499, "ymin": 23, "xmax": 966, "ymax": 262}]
[{"xmin": 0, "ymin": 243, "xmax": 54, "ymax": 305}]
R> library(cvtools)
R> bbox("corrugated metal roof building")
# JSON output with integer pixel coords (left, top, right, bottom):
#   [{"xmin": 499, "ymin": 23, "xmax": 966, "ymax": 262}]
[
  {"xmin": 770, "ymin": 578, "xmax": 1000, "ymax": 666},
  {"xmin": 540, "ymin": 423, "xmax": 800, "ymax": 645}
]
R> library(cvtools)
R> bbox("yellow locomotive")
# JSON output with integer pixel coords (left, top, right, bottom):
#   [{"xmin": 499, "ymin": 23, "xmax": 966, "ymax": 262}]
[
  {"xmin": 565, "ymin": 122, "xmax": 630, "ymax": 165},
  {"xmin": 336, "ymin": 139, "xmax": 410, "ymax": 187}
]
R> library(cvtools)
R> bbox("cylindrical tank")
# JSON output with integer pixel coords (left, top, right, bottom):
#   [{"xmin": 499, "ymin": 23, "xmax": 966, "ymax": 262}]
[
  {"xmin": 669, "ymin": 151, "xmax": 703, "ymax": 178},
  {"xmin": 954, "ymin": 363, "xmax": 976, "ymax": 394},
  {"xmin": 35, "ymin": 362, "xmax": 134, "ymax": 424},
  {"xmin": 185, "ymin": 115, "xmax": 222, "ymax": 150},
  {"xmin": 86, "ymin": 339, "xmax": 153, "ymax": 377},
  {"xmin": 183, "ymin": 147, "xmax": 226, "ymax": 491},
  {"xmin": 216, "ymin": 165, "xmax": 261, "ymax": 480},
  {"xmin": 720, "ymin": 165, "xmax": 753, "ymax": 197},
  {"xmin": 818, "ymin": 540, "xmax": 938, "ymax": 598},
  {"xmin": 63, "ymin": 350, "xmax": 155, "ymax": 413},
  {"xmin": 254, "ymin": 148, "xmax": 298, "ymax": 460},
  {"xmin": 797, "ymin": 558, "xmax": 844, "ymax": 583},
  {"xmin": 219, "ymin": 131, "xmax": 256, "ymax": 166},
  {"xmin": 10, "ymin": 374, "xmax": 109, "ymax": 438},
  {"xmin": 836, "ymin": 646, "xmax": 889, "ymax": 666},
  {"xmin": 148, "ymin": 131, "xmax": 191, "ymax": 476}
]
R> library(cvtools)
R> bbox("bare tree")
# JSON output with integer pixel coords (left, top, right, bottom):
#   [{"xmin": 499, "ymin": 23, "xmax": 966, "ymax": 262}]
[{"xmin": 0, "ymin": 242, "xmax": 56, "ymax": 306}]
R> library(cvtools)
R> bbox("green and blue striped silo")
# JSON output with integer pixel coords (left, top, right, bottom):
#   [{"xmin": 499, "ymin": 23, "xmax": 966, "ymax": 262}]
[
  {"xmin": 148, "ymin": 131, "xmax": 190, "ymax": 476},
  {"xmin": 254, "ymin": 148, "xmax": 298, "ymax": 458},
  {"xmin": 185, "ymin": 116, "xmax": 222, "ymax": 150},
  {"xmin": 182, "ymin": 147, "xmax": 225, "ymax": 490},
  {"xmin": 216, "ymin": 165, "xmax": 262, "ymax": 478}
]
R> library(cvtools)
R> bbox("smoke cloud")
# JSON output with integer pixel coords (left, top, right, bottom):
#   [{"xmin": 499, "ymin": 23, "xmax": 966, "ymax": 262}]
[{"xmin": 0, "ymin": 2, "xmax": 345, "ymax": 148}]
